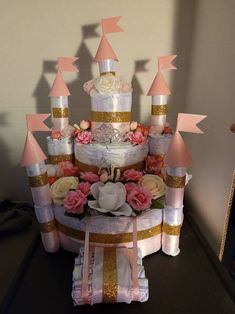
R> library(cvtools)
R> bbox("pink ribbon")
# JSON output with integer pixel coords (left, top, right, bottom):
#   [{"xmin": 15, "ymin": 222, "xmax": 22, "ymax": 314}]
[
  {"xmin": 81, "ymin": 217, "xmax": 91, "ymax": 304},
  {"xmin": 131, "ymin": 217, "xmax": 139, "ymax": 301}
]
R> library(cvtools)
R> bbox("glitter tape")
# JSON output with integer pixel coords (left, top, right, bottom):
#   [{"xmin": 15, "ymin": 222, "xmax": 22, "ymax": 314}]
[
  {"xmin": 75, "ymin": 159, "xmax": 145, "ymax": 174},
  {"xmin": 56, "ymin": 220, "xmax": 161, "ymax": 243},
  {"xmin": 91, "ymin": 111, "xmax": 131, "ymax": 123},
  {"xmin": 166, "ymin": 174, "xmax": 186, "ymax": 188},
  {"xmin": 28, "ymin": 172, "xmax": 48, "ymax": 187},
  {"xmin": 52, "ymin": 107, "xmax": 69, "ymax": 118},
  {"xmin": 39, "ymin": 219, "xmax": 56, "ymax": 233},
  {"xmin": 162, "ymin": 223, "xmax": 181, "ymax": 236},
  {"xmin": 103, "ymin": 248, "xmax": 117, "ymax": 303},
  {"xmin": 100, "ymin": 71, "xmax": 116, "ymax": 76},
  {"xmin": 48, "ymin": 154, "xmax": 74, "ymax": 164},
  {"xmin": 151, "ymin": 105, "xmax": 167, "ymax": 115}
]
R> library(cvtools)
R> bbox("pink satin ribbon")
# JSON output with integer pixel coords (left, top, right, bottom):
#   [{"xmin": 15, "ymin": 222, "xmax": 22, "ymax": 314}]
[
  {"xmin": 81, "ymin": 217, "xmax": 91, "ymax": 304},
  {"xmin": 165, "ymin": 187, "xmax": 184, "ymax": 207},
  {"xmin": 52, "ymin": 117, "xmax": 69, "ymax": 131},
  {"xmin": 131, "ymin": 217, "xmax": 139, "ymax": 301},
  {"xmin": 30, "ymin": 184, "xmax": 52, "ymax": 207}
]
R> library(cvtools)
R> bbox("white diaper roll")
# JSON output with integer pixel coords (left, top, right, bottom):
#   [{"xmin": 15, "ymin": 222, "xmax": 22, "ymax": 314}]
[
  {"xmin": 148, "ymin": 134, "xmax": 172, "ymax": 155},
  {"xmin": 26, "ymin": 161, "xmax": 47, "ymax": 177},
  {"xmin": 47, "ymin": 136, "xmax": 74, "ymax": 156},
  {"xmin": 91, "ymin": 93, "xmax": 132, "ymax": 112},
  {"xmin": 152, "ymin": 95, "xmax": 167, "ymax": 105},
  {"xmin": 98, "ymin": 59, "xmax": 116, "ymax": 74}
]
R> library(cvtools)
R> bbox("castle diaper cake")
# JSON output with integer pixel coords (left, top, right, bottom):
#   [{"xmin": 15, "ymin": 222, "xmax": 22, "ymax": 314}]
[{"xmin": 21, "ymin": 16, "xmax": 206, "ymax": 305}]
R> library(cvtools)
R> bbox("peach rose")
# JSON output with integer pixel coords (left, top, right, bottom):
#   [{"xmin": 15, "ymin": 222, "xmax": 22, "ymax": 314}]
[{"xmin": 138, "ymin": 174, "xmax": 166, "ymax": 200}]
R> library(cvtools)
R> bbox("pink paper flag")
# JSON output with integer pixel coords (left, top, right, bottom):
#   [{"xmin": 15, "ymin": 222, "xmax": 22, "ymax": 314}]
[
  {"xmin": 94, "ymin": 35, "xmax": 118, "ymax": 61},
  {"xmin": 147, "ymin": 72, "xmax": 170, "ymax": 96},
  {"xmin": 164, "ymin": 132, "xmax": 192, "ymax": 167},
  {"xmin": 101, "ymin": 16, "xmax": 123, "ymax": 34},
  {"xmin": 49, "ymin": 71, "xmax": 70, "ymax": 97},
  {"xmin": 21, "ymin": 131, "xmax": 47, "ymax": 167},
  {"xmin": 176, "ymin": 113, "xmax": 207, "ymax": 133},
  {"xmin": 26, "ymin": 114, "xmax": 51, "ymax": 132},
  {"xmin": 58, "ymin": 57, "xmax": 79, "ymax": 72},
  {"xmin": 158, "ymin": 55, "xmax": 177, "ymax": 71}
]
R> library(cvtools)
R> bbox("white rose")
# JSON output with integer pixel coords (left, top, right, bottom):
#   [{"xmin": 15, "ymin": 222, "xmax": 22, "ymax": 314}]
[
  {"xmin": 79, "ymin": 120, "xmax": 91, "ymax": 130},
  {"xmin": 51, "ymin": 176, "xmax": 79, "ymax": 205},
  {"xmin": 138, "ymin": 174, "xmax": 166, "ymax": 199},
  {"xmin": 94, "ymin": 73, "xmax": 121, "ymax": 95},
  {"xmin": 88, "ymin": 182, "xmax": 132, "ymax": 216}
]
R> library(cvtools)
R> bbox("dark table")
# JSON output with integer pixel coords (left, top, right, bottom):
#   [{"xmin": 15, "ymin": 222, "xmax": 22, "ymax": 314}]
[{"xmin": 1, "ymin": 216, "xmax": 235, "ymax": 314}]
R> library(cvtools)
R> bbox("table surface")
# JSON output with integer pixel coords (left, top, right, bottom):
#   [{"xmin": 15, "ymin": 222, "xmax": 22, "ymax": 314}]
[{"xmin": 1, "ymin": 216, "xmax": 235, "ymax": 314}]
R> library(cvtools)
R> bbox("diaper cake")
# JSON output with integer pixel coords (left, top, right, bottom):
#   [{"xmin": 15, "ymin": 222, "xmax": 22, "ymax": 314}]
[{"xmin": 21, "ymin": 16, "xmax": 206, "ymax": 305}]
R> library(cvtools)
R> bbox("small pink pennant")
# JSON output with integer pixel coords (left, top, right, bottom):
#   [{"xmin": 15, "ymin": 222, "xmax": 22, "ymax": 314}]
[
  {"xmin": 49, "ymin": 71, "xmax": 70, "ymax": 97},
  {"xmin": 164, "ymin": 132, "xmax": 192, "ymax": 167},
  {"xmin": 21, "ymin": 131, "xmax": 47, "ymax": 167},
  {"xmin": 147, "ymin": 72, "xmax": 170, "ymax": 96},
  {"xmin": 94, "ymin": 35, "xmax": 118, "ymax": 61},
  {"xmin": 176, "ymin": 113, "xmax": 207, "ymax": 133},
  {"xmin": 58, "ymin": 57, "xmax": 79, "ymax": 72},
  {"xmin": 101, "ymin": 16, "xmax": 123, "ymax": 35},
  {"xmin": 158, "ymin": 55, "xmax": 177, "ymax": 71},
  {"xmin": 26, "ymin": 114, "xmax": 51, "ymax": 132}
]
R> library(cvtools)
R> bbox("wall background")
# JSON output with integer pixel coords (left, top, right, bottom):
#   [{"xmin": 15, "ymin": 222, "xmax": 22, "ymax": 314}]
[{"xmin": 0, "ymin": 0, "xmax": 234, "ymax": 256}]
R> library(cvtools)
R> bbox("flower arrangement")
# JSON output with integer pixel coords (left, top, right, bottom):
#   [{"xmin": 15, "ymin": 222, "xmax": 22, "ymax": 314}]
[
  {"xmin": 126, "ymin": 122, "xmax": 149, "ymax": 145},
  {"xmin": 50, "ymin": 167, "xmax": 166, "ymax": 219}
]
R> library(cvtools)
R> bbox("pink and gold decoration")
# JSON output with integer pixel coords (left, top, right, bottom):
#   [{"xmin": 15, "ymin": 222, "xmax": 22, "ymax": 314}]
[{"xmin": 21, "ymin": 114, "xmax": 60, "ymax": 252}]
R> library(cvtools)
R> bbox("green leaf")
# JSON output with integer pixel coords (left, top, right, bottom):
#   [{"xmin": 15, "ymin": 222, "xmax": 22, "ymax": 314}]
[{"xmin": 151, "ymin": 199, "xmax": 164, "ymax": 209}]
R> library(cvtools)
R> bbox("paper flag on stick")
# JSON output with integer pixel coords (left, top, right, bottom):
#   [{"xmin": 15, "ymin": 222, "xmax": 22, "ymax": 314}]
[
  {"xmin": 26, "ymin": 114, "xmax": 51, "ymax": 132},
  {"xmin": 147, "ymin": 71, "xmax": 170, "ymax": 95},
  {"xmin": 49, "ymin": 71, "xmax": 70, "ymax": 97},
  {"xmin": 158, "ymin": 55, "xmax": 177, "ymax": 71},
  {"xmin": 58, "ymin": 57, "xmax": 79, "ymax": 72},
  {"xmin": 21, "ymin": 131, "xmax": 47, "ymax": 167},
  {"xmin": 101, "ymin": 16, "xmax": 123, "ymax": 34},
  {"xmin": 94, "ymin": 35, "xmax": 118, "ymax": 61},
  {"xmin": 176, "ymin": 113, "xmax": 207, "ymax": 133},
  {"xmin": 164, "ymin": 113, "xmax": 207, "ymax": 167}
]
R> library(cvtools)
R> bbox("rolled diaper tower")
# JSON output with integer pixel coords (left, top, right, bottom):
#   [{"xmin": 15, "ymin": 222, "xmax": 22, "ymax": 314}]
[
  {"xmin": 162, "ymin": 113, "xmax": 206, "ymax": 256},
  {"xmin": 47, "ymin": 57, "xmax": 79, "ymax": 165},
  {"xmin": 21, "ymin": 114, "xmax": 60, "ymax": 252}
]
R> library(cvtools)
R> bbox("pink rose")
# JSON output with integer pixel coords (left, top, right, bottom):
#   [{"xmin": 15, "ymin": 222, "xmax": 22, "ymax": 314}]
[
  {"xmin": 75, "ymin": 131, "xmax": 93, "ymax": 144},
  {"xmin": 80, "ymin": 172, "xmax": 99, "ymax": 183},
  {"xmin": 83, "ymin": 80, "xmax": 95, "ymax": 94},
  {"xmin": 145, "ymin": 155, "xmax": 164, "ymax": 177},
  {"xmin": 57, "ymin": 161, "xmax": 73, "ymax": 177},
  {"xmin": 124, "ymin": 182, "xmax": 137, "ymax": 193},
  {"xmin": 122, "ymin": 169, "xmax": 143, "ymax": 182},
  {"xmin": 77, "ymin": 181, "xmax": 91, "ymax": 197},
  {"xmin": 64, "ymin": 190, "xmax": 87, "ymax": 214},
  {"xmin": 51, "ymin": 129, "xmax": 61, "ymax": 140},
  {"xmin": 126, "ymin": 131, "xmax": 146, "ymax": 145},
  {"xmin": 61, "ymin": 125, "xmax": 75, "ymax": 138},
  {"xmin": 127, "ymin": 186, "xmax": 152, "ymax": 211}
]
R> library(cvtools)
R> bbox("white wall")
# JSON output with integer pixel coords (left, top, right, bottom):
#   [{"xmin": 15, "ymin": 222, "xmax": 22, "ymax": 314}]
[
  {"xmin": 183, "ymin": 0, "xmax": 235, "ymax": 256},
  {"xmin": 0, "ymin": 0, "xmax": 194, "ymax": 201}
]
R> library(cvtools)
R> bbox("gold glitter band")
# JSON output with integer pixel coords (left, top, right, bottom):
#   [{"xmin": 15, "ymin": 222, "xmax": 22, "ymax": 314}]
[
  {"xmin": 162, "ymin": 223, "xmax": 181, "ymax": 236},
  {"xmin": 52, "ymin": 107, "xmax": 69, "ymax": 118},
  {"xmin": 91, "ymin": 111, "xmax": 131, "ymax": 123},
  {"xmin": 100, "ymin": 71, "xmax": 116, "ymax": 76},
  {"xmin": 28, "ymin": 172, "xmax": 48, "ymax": 187},
  {"xmin": 48, "ymin": 154, "xmax": 74, "ymax": 165},
  {"xmin": 151, "ymin": 105, "xmax": 167, "ymax": 115},
  {"xmin": 103, "ymin": 248, "xmax": 117, "ymax": 303},
  {"xmin": 56, "ymin": 220, "xmax": 161, "ymax": 243},
  {"xmin": 75, "ymin": 159, "xmax": 145, "ymax": 174},
  {"xmin": 39, "ymin": 219, "xmax": 56, "ymax": 233},
  {"xmin": 166, "ymin": 174, "xmax": 186, "ymax": 188}
]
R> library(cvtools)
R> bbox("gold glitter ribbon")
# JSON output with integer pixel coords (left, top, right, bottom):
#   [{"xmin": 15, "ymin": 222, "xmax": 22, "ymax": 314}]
[
  {"xmin": 151, "ymin": 105, "xmax": 167, "ymax": 115},
  {"xmin": 28, "ymin": 172, "xmax": 48, "ymax": 187},
  {"xmin": 75, "ymin": 159, "xmax": 145, "ymax": 174},
  {"xmin": 52, "ymin": 107, "xmax": 69, "ymax": 118},
  {"xmin": 39, "ymin": 219, "xmax": 56, "ymax": 233},
  {"xmin": 100, "ymin": 71, "xmax": 116, "ymax": 76},
  {"xmin": 56, "ymin": 220, "xmax": 161, "ymax": 243},
  {"xmin": 48, "ymin": 154, "xmax": 74, "ymax": 165},
  {"xmin": 91, "ymin": 111, "xmax": 131, "ymax": 123},
  {"xmin": 162, "ymin": 223, "xmax": 181, "ymax": 236},
  {"xmin": 166, "ymin": 174, "xmax": 186, "ymax": 188},
  {"xmin": 103, "ymin": 248, "xmax": 117, "ymax": 303}
]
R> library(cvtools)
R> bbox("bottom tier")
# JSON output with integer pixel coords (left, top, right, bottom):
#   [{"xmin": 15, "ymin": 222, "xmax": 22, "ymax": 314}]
[{"xmin": 53, "ymin": 205, "xmax": 162, "ymax": 258}]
